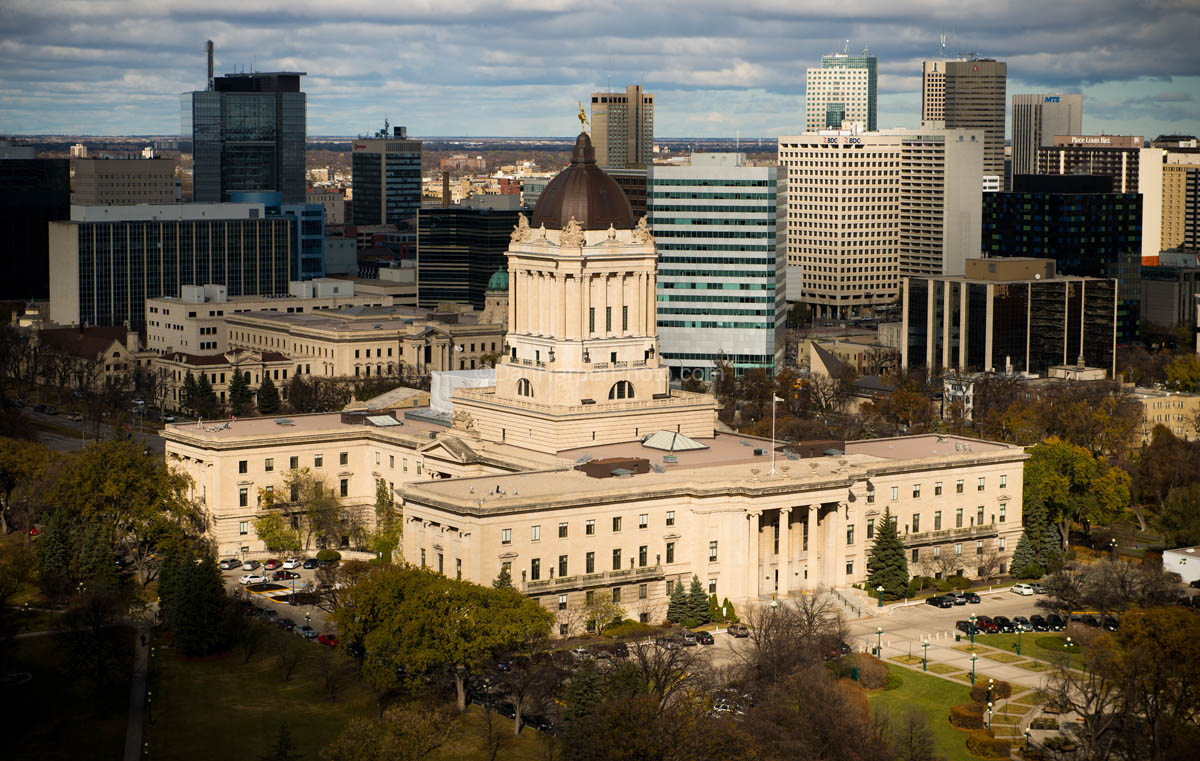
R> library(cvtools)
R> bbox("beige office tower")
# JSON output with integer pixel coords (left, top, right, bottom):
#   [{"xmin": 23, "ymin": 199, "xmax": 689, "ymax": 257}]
[
  {"xmin": 1011, "ymin": 94, "xmax": 1083, "ymax": 175},
  {"xmin": 1139, "ymin": 148, "xmax": 1200, "ymax": 259},
  {"xmin": 778, "ymin": 127, "xmax": 983, "ymax": 319},
  {"xmin": 72, "ymin": 158, "xmax": 178, "ymax": 205},
  {"xmin": 940, "ymin": 59, "xmax": 1006, "ymax": 186},
  {"xmin": 922, "ymin": 60, "xmax": 948, "ymax": 122},
  {"xmin": 805, "ymin": 52, "xmax": 878, "ymax": 132},
  {"xmin": 590, "ymin": 85, "xmax": 654, "ymax": 168}
]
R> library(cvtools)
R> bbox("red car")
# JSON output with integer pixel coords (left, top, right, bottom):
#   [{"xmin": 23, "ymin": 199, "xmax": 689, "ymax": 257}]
[
  {"xmin": 974, "ymin": 616, "xmax": 1000, "ymax": 634},
  {"xmin": 272, "ymin": 570, "xmax": 301, "ymax": 581},
  {"xmin": 263, "ymin": 558, "xmax": 282, "ymax": 571},
  {"xmin": 318, "ymin": 633, "xmax": 339, "ymax": 648}
]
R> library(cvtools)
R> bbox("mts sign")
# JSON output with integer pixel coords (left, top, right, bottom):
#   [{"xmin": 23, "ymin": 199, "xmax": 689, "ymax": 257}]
[{"xmin": 1044, "ymin": 96, "xmax": 1061, "ymax": 103}]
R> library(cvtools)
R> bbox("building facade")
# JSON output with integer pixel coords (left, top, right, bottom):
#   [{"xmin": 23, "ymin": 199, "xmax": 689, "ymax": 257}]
[
  {"xmin": 1037, "ymin": 135, "xmax": 1143, "ymax": 193},
  {"xmin": 1131, "ymin": 387, "xmax": 1200, "ymax": 443},
  {"xmin": 806, "ymin": 51, "xmax": 877, "ymax": 132},
  {"xmin": 416, "ymin": 198, "xmax": 523, "ymax": 309},
  {"xmin": 1140, "ymin": 250, "xmax": 1200, "ymax": 329},
  {"xmin": 589, "ymin": 85, "xmax": 654, "ymax": 169},
  {"xmin": 72, "ymin": 158, "xmax": 178, "ymax": 205},
  {"xmin": 48, "ymin": 204, "xmax": 292, "ymax": 330},
  {"xmin": 351, "ymin": 127, "xmax": 423, "ymax": 226},
  {"xmin": 186, "ymin": 72, "xmax": 307, "ymax": 204},
  {"xmin": 1139, "ymin": 149, "xmax": 1200, "ymax": 259},
  {"xmin": 1011, "ymin": 94, "xmax": 1083, "ymax": 176},
  {"xmin": 902, "ymin": 258, "xmax": 1117, "ymax": 377},
  {"xmin": 983, "ymin": 175, "xmax": 1142, "ymax": 342},
  {"xmin": 307, "ymin": 190, "xmax": 346, "ymax": 226},
  {"xmin": 942, "ymin": 58, "xmax": 1007, "ymax": 186},
  {"xmin": 0, "ymin": 157, "xmax": 70, "ymax": 300},
  {"xmin": 647, "ymin": 153, "xmax": 786, "ymax": 378}
]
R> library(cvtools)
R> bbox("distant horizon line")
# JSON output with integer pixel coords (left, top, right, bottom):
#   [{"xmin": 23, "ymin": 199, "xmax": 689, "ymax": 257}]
[{"xmin": 3, "ymin": 133, "xmax": 782, "ymax": 143}]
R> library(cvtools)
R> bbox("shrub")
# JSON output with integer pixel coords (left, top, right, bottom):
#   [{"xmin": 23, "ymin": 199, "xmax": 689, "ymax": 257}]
[
  {"xmin": 971, "ymin": 679, "xmax": 1013, "ymax": 703},
  {"xmin": 602, "ymin": 619, "xmax": 657, "ymax": 638},
  {"xmin": 1018, "ymin": 563, "xmax": 1046, "ymax": 580},
  {"xmin": 885, "ymin": 671, "xmax": 903, "ymax": 690},
  {"xmin": 845, "ymin": 652, "xmax": 890, "ymax": 689},
  {"xmin": 949, "ymin": 575, "xmax": 972, "ymax": 590},
  {"xmin": 936, "ymin": 579, "xmax": 953, "ymax": 592},
  {"xmin": 966, "ymin": 729, "xmax": 1011, "ymax": 758},
  {"xmin": 949, "ymin": 703, "xmax": 985, "ymax": 730},
  {"xmin": 316, "ymin": 549, "xmax": 341, "ymax": 562}
]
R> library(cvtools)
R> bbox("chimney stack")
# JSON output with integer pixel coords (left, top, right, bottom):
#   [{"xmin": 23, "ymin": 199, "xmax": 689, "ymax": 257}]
[
  {"xmin": 442, "ymin": 171, "xmax": 451, "ymax": 207},
  {"xmin": 206, "ymin": 40, "xmax": 214, "ymax": 90}
]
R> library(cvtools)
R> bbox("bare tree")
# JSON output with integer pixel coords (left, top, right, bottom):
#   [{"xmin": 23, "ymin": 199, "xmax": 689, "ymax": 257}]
[
  {"xmin": 272, "ymin": 629, "xmax": 305, "ymax": 682},
  {"xmin": 623, "ymin": 638, "xmax": 711, "ymax": 710},
  {"xmin": 555, "ymin": 604, "xmax": 588, "ymax": 640},
  {"xmin": 934, "ymin": 551, "xmax": 962, "ymax": 581},
  {"xmin": 234, "ymin": 616, "xmax": 270, "ymax": 664},
  {"xmin": 975, "ymin": 544, "xmax": 1005, "ymax": 583},
  {"xmin": 476, "ymin": 700, "xmax": 511, "ymax": 761},
  {"xmin": 316, "ymin": 645, "xmax": 356, "ymax": 702}
]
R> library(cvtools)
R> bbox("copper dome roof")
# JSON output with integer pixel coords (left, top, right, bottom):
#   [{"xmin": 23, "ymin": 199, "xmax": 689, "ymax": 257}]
[{"xmin": 530, "ymin": 132, "xmax": 635, "ymax": 231}]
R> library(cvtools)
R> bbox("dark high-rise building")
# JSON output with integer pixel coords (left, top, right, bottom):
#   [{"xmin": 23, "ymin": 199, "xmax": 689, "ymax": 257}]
[
  {"xmin": 1036, "ymin": 135, "xmax": 1142, "ymax": 193},
  {"xmin": 943, "ymin": 58, "xmax": 1007, "ymax": 183},
  {"xmin": 185, "ymin": 70, "xmax": 307, "ymax": 203},
  {"xmin": 983, "ymin": 174, "xmax": 1142, "ymax": 341},
  {"xmin": 0, "ymin": 158, "xmax": 70, "ymax": 299},
  {"xmin": 351, "ymin": 126, "xmax": 423, "ymax": 226},
  {"xmin": 608, "ymin": 167, "xmax": 647, "ymax": 219},
  {"xmin": 416, "ymin": 198, "xmax": 522, "ymax": 309}
]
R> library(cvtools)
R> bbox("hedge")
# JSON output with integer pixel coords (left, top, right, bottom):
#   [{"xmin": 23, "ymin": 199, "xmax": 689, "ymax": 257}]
[
  {"xmin": 966, "ymin": 729, "xmax": 1011, "ymax": 758},
  {"xmin": 971, "ymin": 679, "xmax": 1013, "ymax": 703},
  {"xmin": 949, "ymin": 703, "xmax": 985, "ymax": 730},
  {"xmin": 316, "ymin": 549, "xmax": 342, "ymax": 562}
]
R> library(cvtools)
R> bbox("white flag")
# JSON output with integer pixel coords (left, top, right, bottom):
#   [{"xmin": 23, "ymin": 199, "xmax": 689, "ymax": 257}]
[{"xmin": 773, "ymin": 395, "xmax": 784, "ymax": 403}]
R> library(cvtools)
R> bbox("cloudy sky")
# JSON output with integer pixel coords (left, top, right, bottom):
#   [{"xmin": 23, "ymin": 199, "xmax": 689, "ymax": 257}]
[{"xmin": 1, "ymin": 0, "xmax": 1197, "ymax": 138}]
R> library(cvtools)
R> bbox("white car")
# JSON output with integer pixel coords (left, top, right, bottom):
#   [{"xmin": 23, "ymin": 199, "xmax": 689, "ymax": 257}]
[
  {"xmin": 1011, "ymin": 583, "xmax": 1035, "ymax": 596},
  {"xmin": 282, "ymin": 557, "xmax": 303, "ymax": 570},
  {"xmin": 240, "ymin": 573, "xmax": 268, "ymax": 585}
]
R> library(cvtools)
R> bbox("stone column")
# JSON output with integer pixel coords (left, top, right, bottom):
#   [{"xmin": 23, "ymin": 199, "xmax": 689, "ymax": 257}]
[
  {"xmin": 824, "ymin": 502, "xmax": 842, "ymax": 588},
  {"xmin": 778, "ymin": 507, "xmax": 792, "ymax": 596},
  {"xmin": 508, "ymin": 268, "xmax": 516, "ymax": 335},
  {"xmin": 747, "ymin": 511, "xmax": 761, "ymax": 599},
  {"xmin": 646, "ymin": 272, "xmax": 656, "ymax": 335},
  {"xmin": 808, "ymin": 503, "xmax": 821, "ymax": 589}
]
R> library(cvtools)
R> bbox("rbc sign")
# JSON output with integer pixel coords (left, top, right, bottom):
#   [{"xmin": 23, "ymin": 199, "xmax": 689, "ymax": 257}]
[{"xmin": 1044, "ymin": 96, "xmax": 1061, "ymax": 103}]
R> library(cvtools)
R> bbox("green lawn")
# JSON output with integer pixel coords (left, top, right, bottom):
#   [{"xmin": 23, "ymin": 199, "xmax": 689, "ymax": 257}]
[
  {"xmin": 145, "ymin": 631, "xmax": 546, "ymax": 761},
  {"xmin": 973, "ymin": 632, "xmax": 1075, "ymax": 664},
  {"xmin": 868, "ymin": 665, "xmax": 979, "ymax": 761},
  {"xmin": 9, "ymin": 627, "xmax": 134, "ymax": 761}
]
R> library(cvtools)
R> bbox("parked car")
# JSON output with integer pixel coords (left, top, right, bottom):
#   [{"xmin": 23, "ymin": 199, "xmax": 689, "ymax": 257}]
[
  {"xmin": 282, "ymin": 557, "xmax": 303, "ymax": 570},
  {"xmin": 1079, "ymin": 614, "xmax": 1101, "ymax": 628},
  {"xmin": 571, "ymin": 646, "xmax": 592, "ymax": 660},
  {"xmin": 696, "ymin": 631, "xmax": 715, "ymax": 645},
  {"xmin": 1013, "ymin": 616, "xmax": 1034, "ymax": 632},
  {"xmin": 949, "ymin": 592, "xmax": 968, "ymax": 606},
  {"xmin": 242, "ymin": 560, "xmax": 260, "ymax": 571},
  {"xmin": 926, "ymin": 595, "xmax": 954, "ymax": 608},
  {"xmin": 955, "ymin": 620, "xmax": 978, "ymax": 635},
  {"xmin": 68, "ymin": 413, "xmax": 83, "ymax": 422},
  {"xmin": 992, "ymin": 616, "xmax": 1016, "ymax": 633},
  {"xmin": 975, "ymin": 616, "xmax": 1000, "ymax": 634},
  {"xmin": 302, "ymin": 558, "xmax": 320, "ymax": 570},
  {"xmin": 727, "ymin": 623, "xmax": 750, "ymax": 638},
  {"xmin": 679, "ymin": 631, "xmax": 698, "ymax": 647},
  {"xmin": 523, "ymin": 715, "xmax": 554, "ymax": 733},
  {"xmin": 960, "ymin": 591, "xmax": 981, "ymax": 604},
  {"xmin": 1046, "ymin": 614, "xmax": 1066, "ymax": 631},
  {"xmin": 656, "ymin": 637, "xmax": 682, "ymax": 651},
  {"xmin": 318, "ymin": 633, "xmax": 339, "ymax": 648},
  {"xmin": 275, "ymin": 617, "xmax": 296, "ymax": 631},
  {"xmin": 1029, "ymin": 615, "xmax": 1049, "ymax": 632},
  {"xmin": 260, "ymin": 608, "xmax": 278, "ymax": 620},
  {"xmin": 1011, "ymin": 583, "xmax": 1035, "ymax": 596},
  {"xmin": 1031, "ymin": 583, "xmax": 1048, "ymax": 594},
  {"xmin": 163, "ymin": 415, "xmax": 176, "ymax": 423},
  {"xmin": 239, "ymin": 573, "xmax": 267, "ymax": 585},
  {"xmin": 219, "ymin": 558, "xmax": 240, "ymax": 571},
  {"xmin": 295, "ymin": 625, "xmax": 318, "ymax": 640},
  {"xmin": 1102, "ymin": 615, "xmax": 1119, "ymax": 632},
  {"xmin": 272, "ymin": 570, "xmax": 301, "ymax": 581},
  {"xmin": 263, "ymin": 558, "xmax": 282, "ymax": 571}
]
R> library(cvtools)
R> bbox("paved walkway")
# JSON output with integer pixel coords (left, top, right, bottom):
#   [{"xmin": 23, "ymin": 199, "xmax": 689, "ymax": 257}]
[{"xmin": 122, "ymin": 626, "xmax": 150, "ymax": 761}]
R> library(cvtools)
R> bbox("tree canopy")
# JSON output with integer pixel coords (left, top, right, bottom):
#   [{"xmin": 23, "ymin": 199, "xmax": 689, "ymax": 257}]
[{"xmin": 1024, "ymin": 437, "xmax": 1130, "ymax": 551}]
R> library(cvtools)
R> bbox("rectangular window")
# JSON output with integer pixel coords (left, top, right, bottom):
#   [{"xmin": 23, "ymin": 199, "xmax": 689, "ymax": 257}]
[
  {"xmin": 612, "ymin": 516, "xmax": 622, "ymax": 532},
  {"xmin": 890, "ymin": 486, "xmax": 899, "ymax": 501},
  {"xmin": 531, "ymin": 525, "xmax": 541, "ymax": 542},
  {"xmin": 639, "ymin": 583, "xmax": 648, "ymax": 600},
  {"xmin": 955, "ymin": 543, "xmax": 962, "ymax": 556},
  {"xmin": 403, "ymin": 458, "xmax": 408, "ymax": 472},
  {"xmin": 375, "ymin": 452, "xmax": 380, "ymax": 465},
  {"xmin": 389, "ymin": 455, "xmax": 395, "ymax": 469},
  {"xmin": 708, "ymin": 578, "xmax": 717, "ymax": 595},
  {"xmin": 586, "ymin": 519, "xmax": 595, "ymax": 535},
  {"xmin": 340, "ymin": 479, "xmax": 349, "ymax": 497},
  {"xmin": 956, "ymin": 508, "xmax": 963, "ymax": 528},
  {"xmin": 846, "ymin": 525, "xmax": 855, "ymax": 545},
  {"xmin": 999, "ymin": 537, "xmax": 1006, "ymax": 551},
  {"xmin": 264, "ymin": 458, "xmax": 274, "ymax": 472},
  {"xmin": 912, "ymin": 484, "xmax": 921, "ymax": 499},
  {"xmin": 934, "ymin": 546, "xmax": 941, "ymax": 558},
  {"xmin": 622, "ymin": 305, "xmax": 628, "ymax": 331},
  {"xmin": 956, "ymin": 479, "xmax": 964, "ymax": 494},
  {"xmin": 977, "ymin": 506, "xmax": 985, "ymax": 525},
  {"xmin": 605, "ymin": 306, "xmax": 612, "ymax": 331},
  {"xmin": 612, "ymin": 587, "xmax": 621, "ymax": 603},
  {"xmin": 612, "ymin": 548, "xmax": 621, "ymax": 570},
  {"xmin": 290, "ymin": 456, "xmax": 299, "ymax": 470},
  {"xmin": 314, "ymin": 454, "xmax": 324, "ymax": 468},
  {"xmin": 999, "ymin": 504, "xmax": 1006, "ymax": 523},
  {"xmin": 530, "ymin": 558, "xmax": 540, "ymax": 581},
  {"xmin": 977, "ymin": 477, "xmax": 985, "ymax": 492},
  {"xmin": 866, "ymin": 521, "xmax": 874, "ymax": 539},
  {"xmin": 639, "ymin": 513, "xmax": 648, "ymax": 529},
  {"xmin": 588, "ymin": 307, "xmax": 595, "ymax": 333},
  {"xmin": 558, "ymin": 522, "xmax": 568, "ymax": 538},
  {"xmin": 845, "ymin": 560, "xmax": 854, "ymax": 576},
  {"xmin": 585, "ymin": 590, "xmax": 594, "ymax": 606},
  {"xmin": 558, "ymin": 594, "xmax": 568, "ymax": 611},
  {"xmin": 586, "ymin": 551, "xmax": 595, "ymax": 574},
  {"xmin": 340, "ymin": 452, "xmax": 349, "ymax": 466},
  {"xmin": 934, "ymin": 481, "xmax": 942, "ymax": 496},
  {"xmin": 666, "ymin": 542, "xmax": 675, "ymax": 563},
  {"xmin": 934, "ymin": 511, "xmax": 942, "ymax": 531},
  {"xmin": 866, "ymin": 489, "xmax": 875, "ymax": 503},
  {"xmin": 456, "ymin": 558, "xmax": 461, "ymax": 580},
  {"xmin": 239, "ymin": 488, "xmax": 248, "ymax": 507},
  {"xmin": 420, "ymin": 549, "xmax": 425, "ymax": 567},
  {"xmin": 912, "ymin": 514, "xmax": 920, "ymax": 533},
  {"xmin": 638, "ymin": 545, "xmax": 648, "ymax": 567},
  {"xmin": 709, "ymin": 541, "xmax": 718, "ymax": 562},
  {"xmin": 501, "ymin": 528, "xmax": 512, "ymax": 545},
  {"xmin": 239, "ymin": 521, "xmax": 248, "ymax": 535},
  {"xmin": 558, "ymin": 555, "xmax": 568, "ymax": 577},
  {"xmin": 976, "ymin": 540, "xmax": 984, "ymax": 556},
  {"xmin": 999, "ymin": 474, "xmax": 1007, "ymax": 488},
  {"xmin": 912, "ymin": 548, "xmax": 919, "ymax": 562},
  {"xmin": 666, "ymin": 511, "xmax": 675, "ymax": 526},
  {"xmin": 438, "ymin": 553, "xmax": 443, "ymax": 574},
  {"xmin": 665, "ymin": 580, "xmax": 674, "ymax": 595},
  {"xmin": 238, "ymin": 460, "xmax": 248, "ymax": 474}
]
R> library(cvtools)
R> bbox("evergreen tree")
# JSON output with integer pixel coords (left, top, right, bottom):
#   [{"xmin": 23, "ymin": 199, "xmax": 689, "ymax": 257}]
[
  {"xmin": 1040, "ymin": 525, "xmax": 1063, "ymax": 572},
  {"xmin": 168, "ymin": 555, "xmax": 232, "ymax": 656},
  {"xmin": 260, "ymin": 722, "xmax": 302, "ymax": 761},
  {"xmin": 720, "ymin": 597, "xmax": 739, "ymax": 624},
  {"xmin": 256, "ymin": 375, "xmax": 281, "ymax": 415},
  {"xmin": 866, "ymin": 508, "xmax": 909, "ymax": 600},
  {"xmin": 492, "ymin": 565, "xmax": 513, "ymax": 589},
  {"xmin": 36, "ymin": 508, "xmax": 76, "ymax": 599},
  {"xmin": 77, "ymin": 524, "xmax": 119, "ymax": 595},
  {"xmin": 181, "ymin": 371, "xmax": 198, "ymax": 412},
  {"xmin": 1011, "ymin": 530, "xmax": 1042, "ymax": 579},
  {"xmin": 193, "ymin": 373, "xmax": 219, "ymax": 418},
  {"xmin": 562, "ymin": 659, "xmax": 604, "ymax": 760},
  {"xmin": 685, "ymin": 575, "xmax": 709, "ymax": 627},
  {"xmin": 228, "ymin": 368, "xmax": 253, "ymax": 417},
  {"xmin": 666, "ymin": 580, "xmax": 687, "ymax": 623},
  {"xmin": 707, "ymin": 593, "xmax": 721, "ymax": 623}
]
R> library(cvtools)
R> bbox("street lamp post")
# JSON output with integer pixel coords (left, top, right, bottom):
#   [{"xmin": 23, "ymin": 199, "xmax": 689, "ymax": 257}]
[
  {"xmin": 987, "ymin": 701, "xmax": 993, "ymax": 730},
  {"xmin": 969, "ymin": 613, "xmax": 977, "ymax": 645},
  {"xmin": 305, "ymin": 611, "xmax": 311, "ymax": 629},
  {"xmin": 988, "ymin": 678, "xmax": 994, "ymax": 705},
  {"xmin": 970, "ymin": 654, "xmax": 978, "ymax": 685},
  {"xmin": 876, "ymin": 585, "xmax": 884, "ymax": 608},
  {"xmin": 1110, "ymin": 538, "xmax": 1118, "ymax": 562},
  {"xmin": 1064, "ymin": 636, "xmax": 1073, "ymax": 669},
  {"xmin": 1016, "ymin": 626, "xmax": 1022, "ymax": 656},
  {"xmin": 922, "ymin": 638, "xmax": 929, "ymax": 672},
  {"xmin": 22, "ymin": 601, "xmax": 30, "ymax": 631}
]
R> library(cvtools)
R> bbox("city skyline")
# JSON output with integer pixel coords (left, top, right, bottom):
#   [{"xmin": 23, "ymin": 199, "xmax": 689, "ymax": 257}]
[{"xmin": 1, "ymin": 1, "xmax": 1196, "ymax": 138}]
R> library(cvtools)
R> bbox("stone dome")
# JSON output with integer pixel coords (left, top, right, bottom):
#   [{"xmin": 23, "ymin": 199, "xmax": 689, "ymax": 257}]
[
  {"xmin": 487, "ymin": 269, "xmax": 509, "ymax": 291},
  {"xmin": 530, "ymin": 132, "xmax": 635, "ymax": 231}
]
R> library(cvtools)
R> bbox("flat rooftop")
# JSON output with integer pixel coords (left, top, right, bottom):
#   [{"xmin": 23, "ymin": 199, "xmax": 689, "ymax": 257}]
[
  {"xmin": 161, "ymin": 410, "xmax": 448, "ymax": 444},
  {"xmin": 223, "ymin": 305, "xmax": 486, "ymax": 333}
]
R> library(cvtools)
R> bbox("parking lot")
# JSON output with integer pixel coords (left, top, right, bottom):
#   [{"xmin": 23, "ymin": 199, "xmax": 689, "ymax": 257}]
[{"xmin": 219, "ymin": 560, "xmax": 334, "ymax": 634}]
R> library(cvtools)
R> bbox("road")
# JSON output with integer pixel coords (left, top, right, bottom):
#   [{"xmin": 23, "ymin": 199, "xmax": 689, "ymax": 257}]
[{"xmin": 21, "ymin": 408, "xmax": 166, "ymax": 455}]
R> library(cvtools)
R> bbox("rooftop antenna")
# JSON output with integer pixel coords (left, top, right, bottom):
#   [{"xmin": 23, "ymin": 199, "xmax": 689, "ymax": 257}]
[
  {"xmin": 607, "ymin": 52, "xmax": 612, "ymax": 93},
  {"xmin": 736, "ymin": 129, "xmax": 740, "ymax": 151},
  {"xmin": 940, "ymin": 28, "xmax": 947, "ymax": 58},
  {"xmin": 844, "ymin": 39, "xmax": 850, "ymax": 55}
]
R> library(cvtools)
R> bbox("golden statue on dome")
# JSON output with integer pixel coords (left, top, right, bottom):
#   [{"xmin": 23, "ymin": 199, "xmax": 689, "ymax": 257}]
[{"xmin": 577, "ymin": 101, "xmax": 589, "ymax": 132}]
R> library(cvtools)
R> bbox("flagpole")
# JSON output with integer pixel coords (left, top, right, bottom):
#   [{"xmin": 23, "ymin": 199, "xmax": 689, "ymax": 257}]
[{"xmin": 770, "ymin": 395, "xmax": 777, "ymax": 475}]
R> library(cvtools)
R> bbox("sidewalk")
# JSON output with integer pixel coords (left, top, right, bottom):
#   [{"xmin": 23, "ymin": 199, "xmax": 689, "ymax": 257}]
[{"xmin": 122, "ymin": 626, "xmax": 150, "ymax": 761}]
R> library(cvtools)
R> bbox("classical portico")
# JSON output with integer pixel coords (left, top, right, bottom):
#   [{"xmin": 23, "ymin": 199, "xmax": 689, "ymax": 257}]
[{"xmin": 743, "ymin": 500, "xmax": 854, "ymax": 599}]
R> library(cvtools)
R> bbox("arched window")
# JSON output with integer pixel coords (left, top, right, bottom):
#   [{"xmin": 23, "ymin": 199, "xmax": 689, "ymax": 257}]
[
  {"xmin": 517, "ymin": 378, "xmax": 534, "ymax": 397},
  {"xmin": 608, "ymin": 381, "xmax": 634, "ymax": 400}
]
